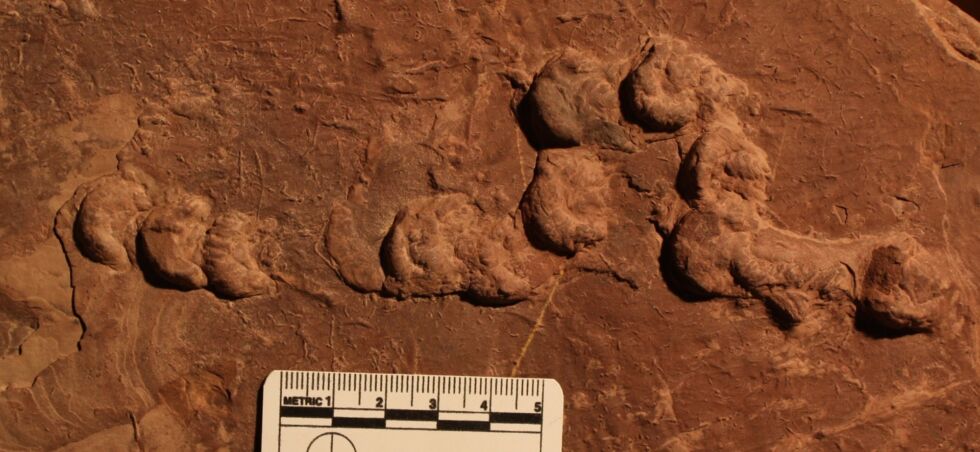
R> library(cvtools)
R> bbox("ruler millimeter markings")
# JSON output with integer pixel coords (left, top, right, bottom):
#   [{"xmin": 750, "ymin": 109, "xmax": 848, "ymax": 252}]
[{"xmin": 262, "ymin": 370, "xmax": 564, "ymax": 452}]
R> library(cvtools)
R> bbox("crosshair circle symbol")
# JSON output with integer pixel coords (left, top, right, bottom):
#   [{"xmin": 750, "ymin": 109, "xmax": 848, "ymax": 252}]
[{"xmin": 307, "ymin": 432, "xmax": 356, "ymax": 452}]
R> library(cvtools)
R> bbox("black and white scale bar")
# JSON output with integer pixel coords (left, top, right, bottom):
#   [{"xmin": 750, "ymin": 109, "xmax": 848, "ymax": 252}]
[
  {"xmin": 385, "ymin": 409, "xmax": 439, "ymax": 421},
  {"xmin": 282, "ymin": 408, "xmax": 543, "ymax": 424},
  {"xmin": 281, "ymin": 410, "xmax": 541, "ymax": 432},
  {"xmin": 435, "ymin": 420, "xmax": 491, "ymax": 432},
  {"xmin": 332, "ymin": 417, "xmax": 387, "ymax": 429},
  {"xmin": 490, "ymin": 412, "xmax": 543, "ymax": 424},
  {"xmin": 279, "ymin": 406, "xmax": 333, "ymax": 418}
]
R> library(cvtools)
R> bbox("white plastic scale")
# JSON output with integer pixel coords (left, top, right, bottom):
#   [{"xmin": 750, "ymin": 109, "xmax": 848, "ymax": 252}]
[{"xmin": 261, "ymin": 371, "xmax": 564, "ymax": 452}]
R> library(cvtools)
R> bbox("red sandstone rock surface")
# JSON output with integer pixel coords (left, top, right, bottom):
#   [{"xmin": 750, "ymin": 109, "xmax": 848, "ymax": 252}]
[{"xmin": 0, "ymin": 0, "xmax": 978, "ymax": 450}]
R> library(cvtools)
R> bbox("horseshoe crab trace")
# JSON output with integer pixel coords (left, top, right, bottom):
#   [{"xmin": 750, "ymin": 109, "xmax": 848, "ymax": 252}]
[
  {"xmin": 66, "ymin": 34, "xmax": 968, "ymax": 338},
  {"xmin": 68, "ymin": 168, "xmax": 277, "ymax": 300},
  {"xmin": 328, "ymin": 33, "xmax": 965, "ymax": 337}
]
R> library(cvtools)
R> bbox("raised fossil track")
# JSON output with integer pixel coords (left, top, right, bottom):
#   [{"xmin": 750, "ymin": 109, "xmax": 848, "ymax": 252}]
[
  {"xmin": 61, "ymin": 35, "xmax": 967, "ymax": 336},
  {"xmin": 323, "ymin": 33, "xmax": 968, "ymax": 336},
  {"xmin": 70, "ymin": 169, "xmax": 276, "ymax": 300}
]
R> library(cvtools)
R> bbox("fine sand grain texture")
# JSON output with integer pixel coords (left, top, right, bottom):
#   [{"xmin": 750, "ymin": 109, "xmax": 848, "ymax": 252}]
[{"xmin": 0, "ymin": 0, "xmax": 978, "ymax": 450}]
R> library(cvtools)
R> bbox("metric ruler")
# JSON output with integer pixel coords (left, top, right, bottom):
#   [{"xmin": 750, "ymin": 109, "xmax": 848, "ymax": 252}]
[{"xmin": 261, "ymin": 370, "xmax": 563, "ymax": 452}]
